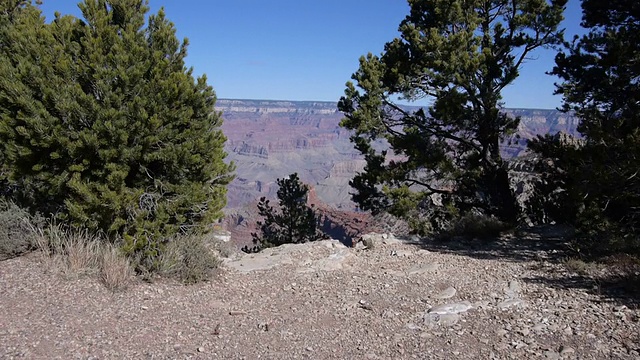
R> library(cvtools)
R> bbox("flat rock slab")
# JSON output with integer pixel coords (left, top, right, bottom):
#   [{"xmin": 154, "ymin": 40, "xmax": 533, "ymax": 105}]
[
  {"xmin": 497, "ymin": 298, "xmax": 526, "ymax": 310},
  {"xmin": 406, "ymin": 263, "xmax": 439, "ymax": 275},
  {"xmin": 224, "ymin": 240, "xmax": 349, "ymax": 273},
  {"xmin": 428, "ymin": 301, "xmax": 473, "ymax": 315},
  {"xmin": 423, "ymin": 313, "xmax": 461, "ymax": 328},
  {"xmin": 297, "ymin": 249, "xmax": 354, "ymax": 273},
  {"xmin": 225, "ymin": 255, "xmax": 293, "ymax": 273}
]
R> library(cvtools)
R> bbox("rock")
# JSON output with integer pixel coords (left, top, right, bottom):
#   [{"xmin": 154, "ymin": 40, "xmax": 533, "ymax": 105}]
[
  {"xmin": 434, "ymin": 286, "xmax": 457, "ymax": 299},
  {"xmin": 504, "ymin": 281, "xmax": 521, "ymax": 298},
  {"xmin": 497, "ymin": 299, "xmax": 525, "ymax": 310},
  {"xmin": 424, "ymin": 313, "xmax": 461, "ymax": 328},
  {"xmin": 197, "ymin": 347, "xmax": 204, "ymax": 353},
  {"xmin": 428, "ymin": 301, "xmax": 473, "ymax": 315},
  {"xmin": 559, "ymin": 346, "xmax": 575, "ymax": 355},
  {"xmin": 544, "ymin": 350, "xmax": 561, "ymax": 360}
]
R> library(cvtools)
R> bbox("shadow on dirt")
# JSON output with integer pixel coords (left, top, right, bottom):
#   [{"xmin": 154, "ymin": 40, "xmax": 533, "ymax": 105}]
[
  {"xmin": 412, "ymin": 224, "xmax": 640, "ymax": 309},
  {"xmin": 413, "ymin": 224, "xmax": 574, "ymax": 263}
]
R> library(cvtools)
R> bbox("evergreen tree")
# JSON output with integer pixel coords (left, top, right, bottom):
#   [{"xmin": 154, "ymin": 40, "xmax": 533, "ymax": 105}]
[
  {"xmin": 338, "ymin": 0, "xmax": 566, "ymax": 233},
  {"xmin": 0, "ymin": 0, "xmax": 234, "ymax": 263},
  {"xmin": 528, "ymin": 0, "xmax": 640, "ymax": 251},
  {"xmin": 244, "ymin": 173, "xmax": 325, "ymax": 253}
]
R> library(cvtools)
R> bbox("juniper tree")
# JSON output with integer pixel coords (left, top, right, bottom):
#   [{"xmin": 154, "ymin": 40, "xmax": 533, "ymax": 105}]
[
  {"xmin": 528, "ymin": 0, "xmax": 640, "ymax": 251},
  {"xmin": 244, "ymin": 173, "xmax": 325, "ymax": 253},
  {"xmin": 0, "ymin": 0, "xmax": 234, "ymax": 263},
  {"xmin": 338, "ymin": 0, "xmax": 566, "ymax": 233}
]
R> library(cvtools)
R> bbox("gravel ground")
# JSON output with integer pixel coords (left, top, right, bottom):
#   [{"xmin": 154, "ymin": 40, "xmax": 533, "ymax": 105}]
[{"xmin": 1, "ymin": 228, "xmax": 639, "ymax": 359}]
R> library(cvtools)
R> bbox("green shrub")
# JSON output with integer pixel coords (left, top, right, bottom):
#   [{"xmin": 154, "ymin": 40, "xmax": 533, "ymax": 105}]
[
  {"xmin": 0, "ymin": 0, "xmax": 233, "ymax": 270},
  {"xmin": 0, "ymin": 200, "xmax": 42, "ymax": 260}
]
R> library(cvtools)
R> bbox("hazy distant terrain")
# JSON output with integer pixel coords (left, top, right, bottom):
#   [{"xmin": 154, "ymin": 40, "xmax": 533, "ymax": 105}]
[{"xmin": 218, "ymin": 99, "xmax": 579, "ymax": 211}]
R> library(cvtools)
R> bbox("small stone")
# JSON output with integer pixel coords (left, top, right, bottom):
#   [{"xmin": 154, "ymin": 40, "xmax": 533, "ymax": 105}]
[
  {"xmin": 533, "ymin": 323, "xmax": 545, "ymax": 332},
  {"xmin": 518, "ymin": 328, "xmax": 531, "ymax": 336},
  {"xmin": 197, "ymin": 347, "xmax": 204, "ymax": 353},
  {"xmin": 435, "ymin": 286, "xmax": 457, "ymax": 299},
  {"xmin": 614, "ymin": 305, "xmax": 627, "ymax": 312},
  {"xmin": 563, "ymin": 326, "xmax": 573, "ymax": 336},
  {"xmin": 306, "ymin": 347, "xmax": 313, "ymax": 352},
  {"xmin": 544, "ymin": 350, "xmax": 560, "ymax": 360},
  {"xmin": 559, "ymin": 346, "xmax": 575, "ymax": 355}
]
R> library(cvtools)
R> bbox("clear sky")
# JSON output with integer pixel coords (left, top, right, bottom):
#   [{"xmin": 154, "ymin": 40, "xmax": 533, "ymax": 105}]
[{"xmin": 38, "ymin": 0, "xmax": 585, "ymax": 110}]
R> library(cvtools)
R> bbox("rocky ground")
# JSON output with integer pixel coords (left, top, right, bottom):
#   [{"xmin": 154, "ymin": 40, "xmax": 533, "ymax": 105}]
[{"xmin": 1, "ymin": 227, "xmax": 639, "ymax": 359}]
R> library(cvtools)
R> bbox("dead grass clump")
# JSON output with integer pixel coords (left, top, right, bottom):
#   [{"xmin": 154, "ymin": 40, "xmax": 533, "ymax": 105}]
[
  {"xmin": 159, "ymin": 233, "xmax": 222, "ymax": 284},
  {"xmin": 35, "ymin": 223, "xmax": 100, "ymax": 277},
  {"xmin": 35, "ymin": 223, "xmax": 133, "ymax": 290},
  {"xmin": 563, "ymin": 257, "xmax": 597, "ymax": 275},
  {"xmin": 99, "ymin": 244, "xmax": 134, "ymax": 291}
]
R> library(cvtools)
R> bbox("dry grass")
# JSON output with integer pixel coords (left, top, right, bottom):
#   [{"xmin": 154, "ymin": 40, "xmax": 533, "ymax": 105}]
[
  {"xmin": 159, "ymin": 233, "xmax": 223, "ymax": 284},
  {"xmin": 563, "ymin": 257, "xmax": 594, "ymax": 275},
  {"xmin": 35, "ymin": 223, "xmax": 133, "ymax": 290},
  {"xmin": 99, "ymin": 245, "xmax": 134, "ymax": 291}
]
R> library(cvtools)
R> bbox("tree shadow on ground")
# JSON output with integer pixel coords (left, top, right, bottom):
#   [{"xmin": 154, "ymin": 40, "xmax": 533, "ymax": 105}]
[
  {"xmin": 413, "ymin": 224, "xmax": 574, "ymax": 263},
  {"xmin": 412, "ymin": 224, "xmax": 640, "ymax": 309}
]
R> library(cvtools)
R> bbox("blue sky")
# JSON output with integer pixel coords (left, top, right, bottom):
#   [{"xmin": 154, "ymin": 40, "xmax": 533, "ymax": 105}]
[{"xmin": 38, "ymin": 0, "xmax": 584, "ymax": 109}]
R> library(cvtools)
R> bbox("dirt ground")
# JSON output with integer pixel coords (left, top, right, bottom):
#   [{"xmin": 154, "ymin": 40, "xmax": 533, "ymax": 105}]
[{"xmin": 1, "ymin": 227, "xmax": 639, "ymax": 359}]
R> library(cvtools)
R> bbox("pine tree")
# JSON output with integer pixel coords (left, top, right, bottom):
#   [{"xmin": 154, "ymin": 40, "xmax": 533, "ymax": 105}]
[
  {"xmin": 338, "ymin": 0, "xmax": 566, "ymax": 233},
  {"xmin": 244, "ymin": 173, "xmax": 325, "ymax": 253},
  {"xmin": 0, "ymin": 0, "xmax": 234, "ymax": 264},
  {"xmin": 528, "ymin": 0, "xmax": 640, "ymax": 252}
]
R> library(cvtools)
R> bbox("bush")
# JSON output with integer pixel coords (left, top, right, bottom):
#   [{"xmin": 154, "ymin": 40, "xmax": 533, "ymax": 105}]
[
  {"xmin": 158, "ymin": 233, "xmax": 222, "ymax": 284},
  {"xmin": 0, "ymin": 200, "xmax": 42, "ymax": 260}
]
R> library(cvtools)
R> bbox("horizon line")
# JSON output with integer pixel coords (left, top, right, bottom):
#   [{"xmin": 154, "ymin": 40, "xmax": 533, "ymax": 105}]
[{"xmin": 216, "ymin": 98, "xmax": 561, "ymax": 112}]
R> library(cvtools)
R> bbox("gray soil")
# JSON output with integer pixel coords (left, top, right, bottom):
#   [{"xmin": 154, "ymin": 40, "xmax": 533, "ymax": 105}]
[{"xmin": 1, "ymin": 227, "xmax": 639, "ymax": 359}]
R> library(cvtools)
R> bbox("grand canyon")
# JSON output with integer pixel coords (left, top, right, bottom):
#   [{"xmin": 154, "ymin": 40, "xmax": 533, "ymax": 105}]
[{"xmin": 216, "ymin": 99, "xmax": 579, "ymax": 246}]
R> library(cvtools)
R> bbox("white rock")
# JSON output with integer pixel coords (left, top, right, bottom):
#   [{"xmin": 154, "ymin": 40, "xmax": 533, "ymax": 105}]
[{"xmin": 428, "ymin": 301, "xmax": 473, "ymax": 314}]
